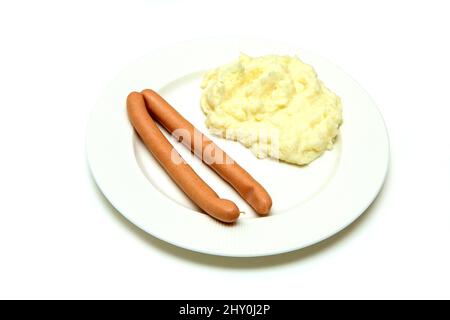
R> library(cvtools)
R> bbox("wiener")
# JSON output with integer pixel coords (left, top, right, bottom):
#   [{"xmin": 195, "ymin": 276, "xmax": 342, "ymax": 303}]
[
  {"xmin": 127, "ymin": 92, "xmax": 240, "ymax": 223},
  {"xmin": 141, "ymin": 89, "xmax": 272, "ymax": 215}
]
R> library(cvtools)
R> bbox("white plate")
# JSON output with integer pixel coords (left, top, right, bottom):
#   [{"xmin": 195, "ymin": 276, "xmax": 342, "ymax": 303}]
[{"xmin": 87, "ymin": 38, "xmax": 389, "ymax": 257}]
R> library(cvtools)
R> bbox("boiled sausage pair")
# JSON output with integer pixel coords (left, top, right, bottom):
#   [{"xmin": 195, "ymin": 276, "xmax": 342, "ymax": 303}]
[{"xmin": 127, "ymin": 90, "xmax": 272, "ymax": 223}]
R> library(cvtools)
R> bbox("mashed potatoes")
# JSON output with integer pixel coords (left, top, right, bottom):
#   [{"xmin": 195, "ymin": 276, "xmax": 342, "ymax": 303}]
[{"xmin": 200, "ymin": 54, "xmax": 342, "ymax": 165}]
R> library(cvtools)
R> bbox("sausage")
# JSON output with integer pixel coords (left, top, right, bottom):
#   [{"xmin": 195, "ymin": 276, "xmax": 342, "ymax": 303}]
[
  {"xmin": 127, "ymin": 92, "xmax": 240, "ymax": 223},
  {"xmin": 141, "ymin": 89, "xmax": 272, "ymax": 215}
]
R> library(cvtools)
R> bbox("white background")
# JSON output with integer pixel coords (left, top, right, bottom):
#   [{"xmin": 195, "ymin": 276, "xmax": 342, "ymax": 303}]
[{"xmin": 0, "ymin": 0, "xmax": 449, "ymax": 299}]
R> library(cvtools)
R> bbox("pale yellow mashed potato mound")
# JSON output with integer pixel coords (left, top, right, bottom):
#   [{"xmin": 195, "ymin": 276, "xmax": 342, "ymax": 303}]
[{"xmin": 200, "ymin": 54, "xmax": 342, "ymax": 165}]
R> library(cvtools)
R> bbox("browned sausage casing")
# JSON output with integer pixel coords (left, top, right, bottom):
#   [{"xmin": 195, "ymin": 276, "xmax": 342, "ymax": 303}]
[
  {"xmin": 141, "ymin": 89, "xmax": 272, "ymax": 215},
  {"xmin": 127, "ymin": 92, "xmax": 240, "ymax": 223}
]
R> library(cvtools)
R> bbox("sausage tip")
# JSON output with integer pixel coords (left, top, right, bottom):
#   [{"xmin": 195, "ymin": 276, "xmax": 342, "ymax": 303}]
[
  {"xmin": 127, "ymin": 91, "xmax": 141, "ymax": 100},
  {"xmin": 215, "ymin": 199, "xmax": 240, "ymax": 223}
]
